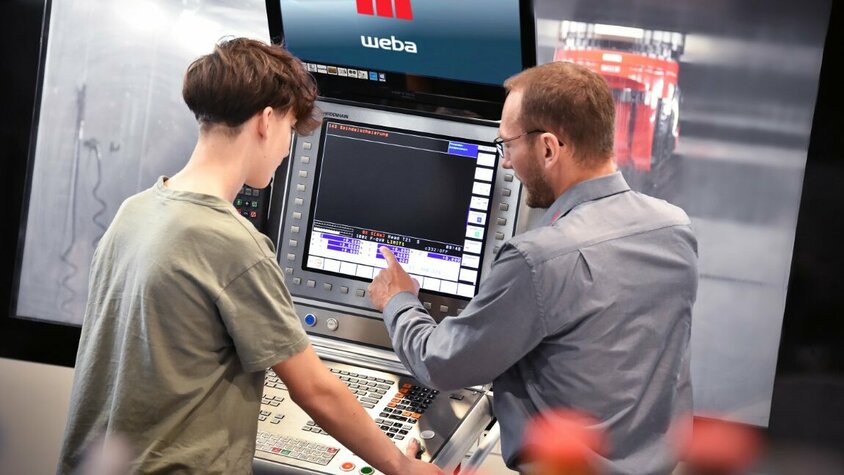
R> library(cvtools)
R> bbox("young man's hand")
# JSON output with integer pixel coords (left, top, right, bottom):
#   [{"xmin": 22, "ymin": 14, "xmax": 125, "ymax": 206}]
[
  {"xmin": 368, "ymin": 246, "xmax": 420, "ymax": 311},
  {"xmin": 401, "ymin": 439, "xmax": 444, "ymax": 475}
]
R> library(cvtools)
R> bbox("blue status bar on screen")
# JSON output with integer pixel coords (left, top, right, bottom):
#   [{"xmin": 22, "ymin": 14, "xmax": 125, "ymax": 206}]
[{"xmin": 447, "ymin": 142, "xmax": 478, "ymax": 158}]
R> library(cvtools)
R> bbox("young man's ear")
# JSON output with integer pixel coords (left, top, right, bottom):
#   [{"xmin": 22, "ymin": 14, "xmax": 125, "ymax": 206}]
[{"xmin": 257, "ymin": 106, "xmax": 274, "ymax": 138}]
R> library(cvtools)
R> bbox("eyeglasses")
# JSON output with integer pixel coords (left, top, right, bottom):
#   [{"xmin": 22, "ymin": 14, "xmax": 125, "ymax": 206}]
[{"xmin": 493, "ymin": 129, "xmax": 562, "ymax": 158}]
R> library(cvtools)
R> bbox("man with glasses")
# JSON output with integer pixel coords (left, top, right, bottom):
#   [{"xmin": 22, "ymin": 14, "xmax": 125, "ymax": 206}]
[{"xmin": 368, "ymin": 61, "xmax": 698, "ymax": 475}]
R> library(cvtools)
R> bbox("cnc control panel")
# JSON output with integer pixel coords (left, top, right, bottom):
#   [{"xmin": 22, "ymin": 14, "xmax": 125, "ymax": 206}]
[{"xmin": 253, "ymin": 360, "xmax": 486, "ymax": 474}]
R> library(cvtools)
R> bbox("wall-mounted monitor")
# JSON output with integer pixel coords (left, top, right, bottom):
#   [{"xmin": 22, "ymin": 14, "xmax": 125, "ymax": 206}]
[{"xmin": 266, "ymin": 0, "xmax": 536, "ymax": 119}]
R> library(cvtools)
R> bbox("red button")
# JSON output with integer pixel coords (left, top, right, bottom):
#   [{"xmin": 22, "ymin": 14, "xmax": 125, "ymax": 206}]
[{"xmin": 340, "ymin": 462, "xmax": 356, "ymax": 471}]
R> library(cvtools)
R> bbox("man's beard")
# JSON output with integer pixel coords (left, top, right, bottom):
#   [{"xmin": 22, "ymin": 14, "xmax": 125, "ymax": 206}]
[{"xmin": 522, "ymin": 155, "xmax": 556, "ymax": 208}]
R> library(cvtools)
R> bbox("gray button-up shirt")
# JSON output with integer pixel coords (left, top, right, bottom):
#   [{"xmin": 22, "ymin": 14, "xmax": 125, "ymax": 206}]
[{"xmin": 383, "ymin": 172, "xmax": 698, "ymax": 475}]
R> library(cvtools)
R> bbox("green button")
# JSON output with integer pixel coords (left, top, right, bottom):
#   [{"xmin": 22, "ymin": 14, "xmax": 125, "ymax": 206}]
[
  {"xmin": 281, "ymin": 449, "xmax": 291, "ymax": 456},
  {"xmin": 251, "ymin": 201, "xmax": 259, "ymax": 208},
  {"xmin": 235, "ymin": 199, "xmax": 243, "ymax": 206},
  {"xmin": 359, "ymin": 467, "xmax": 374, "ymax": 475}
]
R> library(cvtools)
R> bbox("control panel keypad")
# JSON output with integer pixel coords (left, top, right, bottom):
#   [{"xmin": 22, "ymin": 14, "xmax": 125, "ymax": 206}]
[
  {"xmin": 329, "ymin": 368, "xmax": 392, "ymax": 409},
  {"xmin": 256, "ymin": 431, "xmax": 339, "ymax": 466},
  {"xmin": 234, "ymin": 185, "xmax": 265, "ymax": 228},
  {"xmin": 256, "ymin": 359, "xmax": 482, "ymax": 472},
  {"xmin": 388, "ymin": 383, "xmax": 438, "ymax": 418}
]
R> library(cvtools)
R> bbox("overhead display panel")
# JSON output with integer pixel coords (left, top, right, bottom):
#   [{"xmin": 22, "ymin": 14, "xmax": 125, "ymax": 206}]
[
  {"xmin": 268, "ymin": 0, "xmax": 536, "ymax": 118},
  {"xmin": 278, "ymin": 0, "xmax": 522, "ymax": 86}
]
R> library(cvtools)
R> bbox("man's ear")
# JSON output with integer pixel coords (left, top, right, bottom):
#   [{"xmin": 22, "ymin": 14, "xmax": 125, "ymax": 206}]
[
  {"xmin": 257, "ymin": 106, "xmax": 274, "ymax": 139},
  {"xmin": 542, "ymin": 133, "xmax": 562, "ymax": 168}
]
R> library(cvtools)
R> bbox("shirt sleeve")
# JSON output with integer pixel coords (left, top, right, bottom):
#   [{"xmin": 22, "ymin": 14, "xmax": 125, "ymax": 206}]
[
  {"xmin": 382, "ymin": 243, "xmax": 547, "ymax": 390},
  {"xmin": 216, "ymin": 257, "xmax": 309, "ymax": 372}
]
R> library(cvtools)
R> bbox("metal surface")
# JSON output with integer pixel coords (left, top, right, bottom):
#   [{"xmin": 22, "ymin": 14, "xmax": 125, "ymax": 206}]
[
  {"xmin": 16, "ymin": 0, "xmax": 269, "ymax": 325},
  {"xmin": 462, "ymin": 421, "xmax": 502, "ymax": 475}
]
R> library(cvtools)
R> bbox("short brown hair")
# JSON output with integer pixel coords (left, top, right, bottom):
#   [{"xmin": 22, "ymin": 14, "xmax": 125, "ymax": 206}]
[
  {"xmin": 505, "ymin": 62, "xmax": 615, "ymax": 166},
  {"xmin": 182, "ymin": 37, "xmax": 320, "ymax": 135}
]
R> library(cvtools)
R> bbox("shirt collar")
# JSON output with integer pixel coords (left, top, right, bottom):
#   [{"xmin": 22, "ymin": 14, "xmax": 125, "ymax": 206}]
[{"xmin": 540, "ymin": 171, "xmax": 631, "ymax": 226}]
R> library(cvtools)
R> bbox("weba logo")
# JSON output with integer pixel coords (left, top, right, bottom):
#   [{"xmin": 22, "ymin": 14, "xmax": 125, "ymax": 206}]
[
  {"xmin": 360, "ymin": 35, "xmax": 417, "ymax": 53},
  {"xmin": 356, "ymin": 0, "xmax": 418, "ymax": 54}
]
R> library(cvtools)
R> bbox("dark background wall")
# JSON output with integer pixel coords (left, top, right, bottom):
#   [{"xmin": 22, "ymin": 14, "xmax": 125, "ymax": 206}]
[{"xmin": 767, "ymin": 0, "xmax": 844, "ymax": 449}]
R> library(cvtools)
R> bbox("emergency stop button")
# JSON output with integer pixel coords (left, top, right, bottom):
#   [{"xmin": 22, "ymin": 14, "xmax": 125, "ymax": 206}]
[{"xmin": 340, "ymin": 461, "xmax": 355, "ymax": 471}]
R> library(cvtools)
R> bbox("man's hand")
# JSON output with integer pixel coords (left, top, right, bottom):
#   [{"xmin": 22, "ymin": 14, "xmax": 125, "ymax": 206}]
[
  {"xmin": 368, "ymin": 246, "xmax": 420, "ymax": 311},
  {"xmin": 401, "ymin": 439, "xmax": 444, "ymax": 475}
]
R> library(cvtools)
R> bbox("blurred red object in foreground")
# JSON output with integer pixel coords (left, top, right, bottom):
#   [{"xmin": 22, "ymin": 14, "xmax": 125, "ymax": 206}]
[
  {"xmin": 679, "ymin": 416, "xmax": 764, "ymax": 475},
  {"xmin": 520, "ymin": 409, "xmax": 608, "ymax": 475}
]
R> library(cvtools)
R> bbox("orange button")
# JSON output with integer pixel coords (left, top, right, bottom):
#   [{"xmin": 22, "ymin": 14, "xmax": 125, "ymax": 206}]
[{"xmin": 340, "ymin": 462, "xmax": 356, "ymax": 472}]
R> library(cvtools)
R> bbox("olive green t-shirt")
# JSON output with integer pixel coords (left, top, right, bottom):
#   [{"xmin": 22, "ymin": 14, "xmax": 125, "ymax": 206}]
[{"xmin": 57, "ymin": 177, "xmax": 309, "ymax": 475}]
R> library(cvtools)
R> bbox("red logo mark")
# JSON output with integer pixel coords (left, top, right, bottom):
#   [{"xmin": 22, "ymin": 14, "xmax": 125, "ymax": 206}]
[{"xmin": 356, "ymin": 0, "xmax": 413, "ymax": 20}]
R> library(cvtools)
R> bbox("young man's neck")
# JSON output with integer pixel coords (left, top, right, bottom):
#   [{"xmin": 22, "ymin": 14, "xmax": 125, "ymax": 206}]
[{"xmin": 167, "ymin": 132, "xmax": 252, "ymax": 202}]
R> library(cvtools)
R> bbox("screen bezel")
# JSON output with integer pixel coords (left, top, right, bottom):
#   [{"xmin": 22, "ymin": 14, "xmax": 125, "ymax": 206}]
[
  {"xmin": 265, "ymin": 0, "xmax": 537, "ymax": 120},
  {"xmin": 301, "ymin": 118, "xmax": 498, "ymax": 302}
]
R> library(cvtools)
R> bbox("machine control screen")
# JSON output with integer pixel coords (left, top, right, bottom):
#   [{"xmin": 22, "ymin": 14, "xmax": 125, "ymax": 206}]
[{"xmin": 304, "ymin": 120, "xmax": 498, "ymax": 299}]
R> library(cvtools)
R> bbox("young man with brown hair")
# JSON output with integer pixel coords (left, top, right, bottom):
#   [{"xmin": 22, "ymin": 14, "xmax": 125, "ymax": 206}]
[
  {"xmin": 58, "ymin": 37, "xmax": 442, "ymax": 475},
  {"xmin": 369, "ymin": 61, "xmax": 699, "ymax": 475}
]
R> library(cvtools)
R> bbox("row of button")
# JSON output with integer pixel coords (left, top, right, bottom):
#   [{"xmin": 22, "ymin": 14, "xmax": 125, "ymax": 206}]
[
  {"xmin": 256, "ymin": 431, "xmax": 338, "ymax": 466},
  {"xmin": 285, "ymin": 271, "xmax": 368, "ymax": 296},
  {"xmin": 302, "ymin": 420, "xmax": 329, "ymax": 435},
  {"xmin": 340, "ymin": 462, "xmax": 374, "ymax": 474},
  {"xmin": 258, "ymin": 409, "xmax": 285, "ymax": 425},
  {"xmin": 378, "ymin": 406, "xmax": 419, "ymax": 425},
  {"xmin": 286, "ymin": 274, "xmax": 464, "ymax": 316},
  {"xmin": 237, "ymin": 208, "xmax": 258, "ymax": 219},
  {"xmin": 234, "ymin": 199, "xmax": 259, "ymax": 208},
  {"xmin": 329, "ymin": 368, "xmax": 393, "ymax": 384},
  {"xmin": 373, "ymin": 418, "xmax": 412, "ymax": 440},
  {"xmin": 262, "ymin": 394, "xmax": 284, "ymax": 407},
  {"xmin": 338, "ymin": 382, "xmax": 389, "ymax": 408},
  {"xmin": 239, "ymin": 186, "xmax": 261, "ymax": 197}
]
